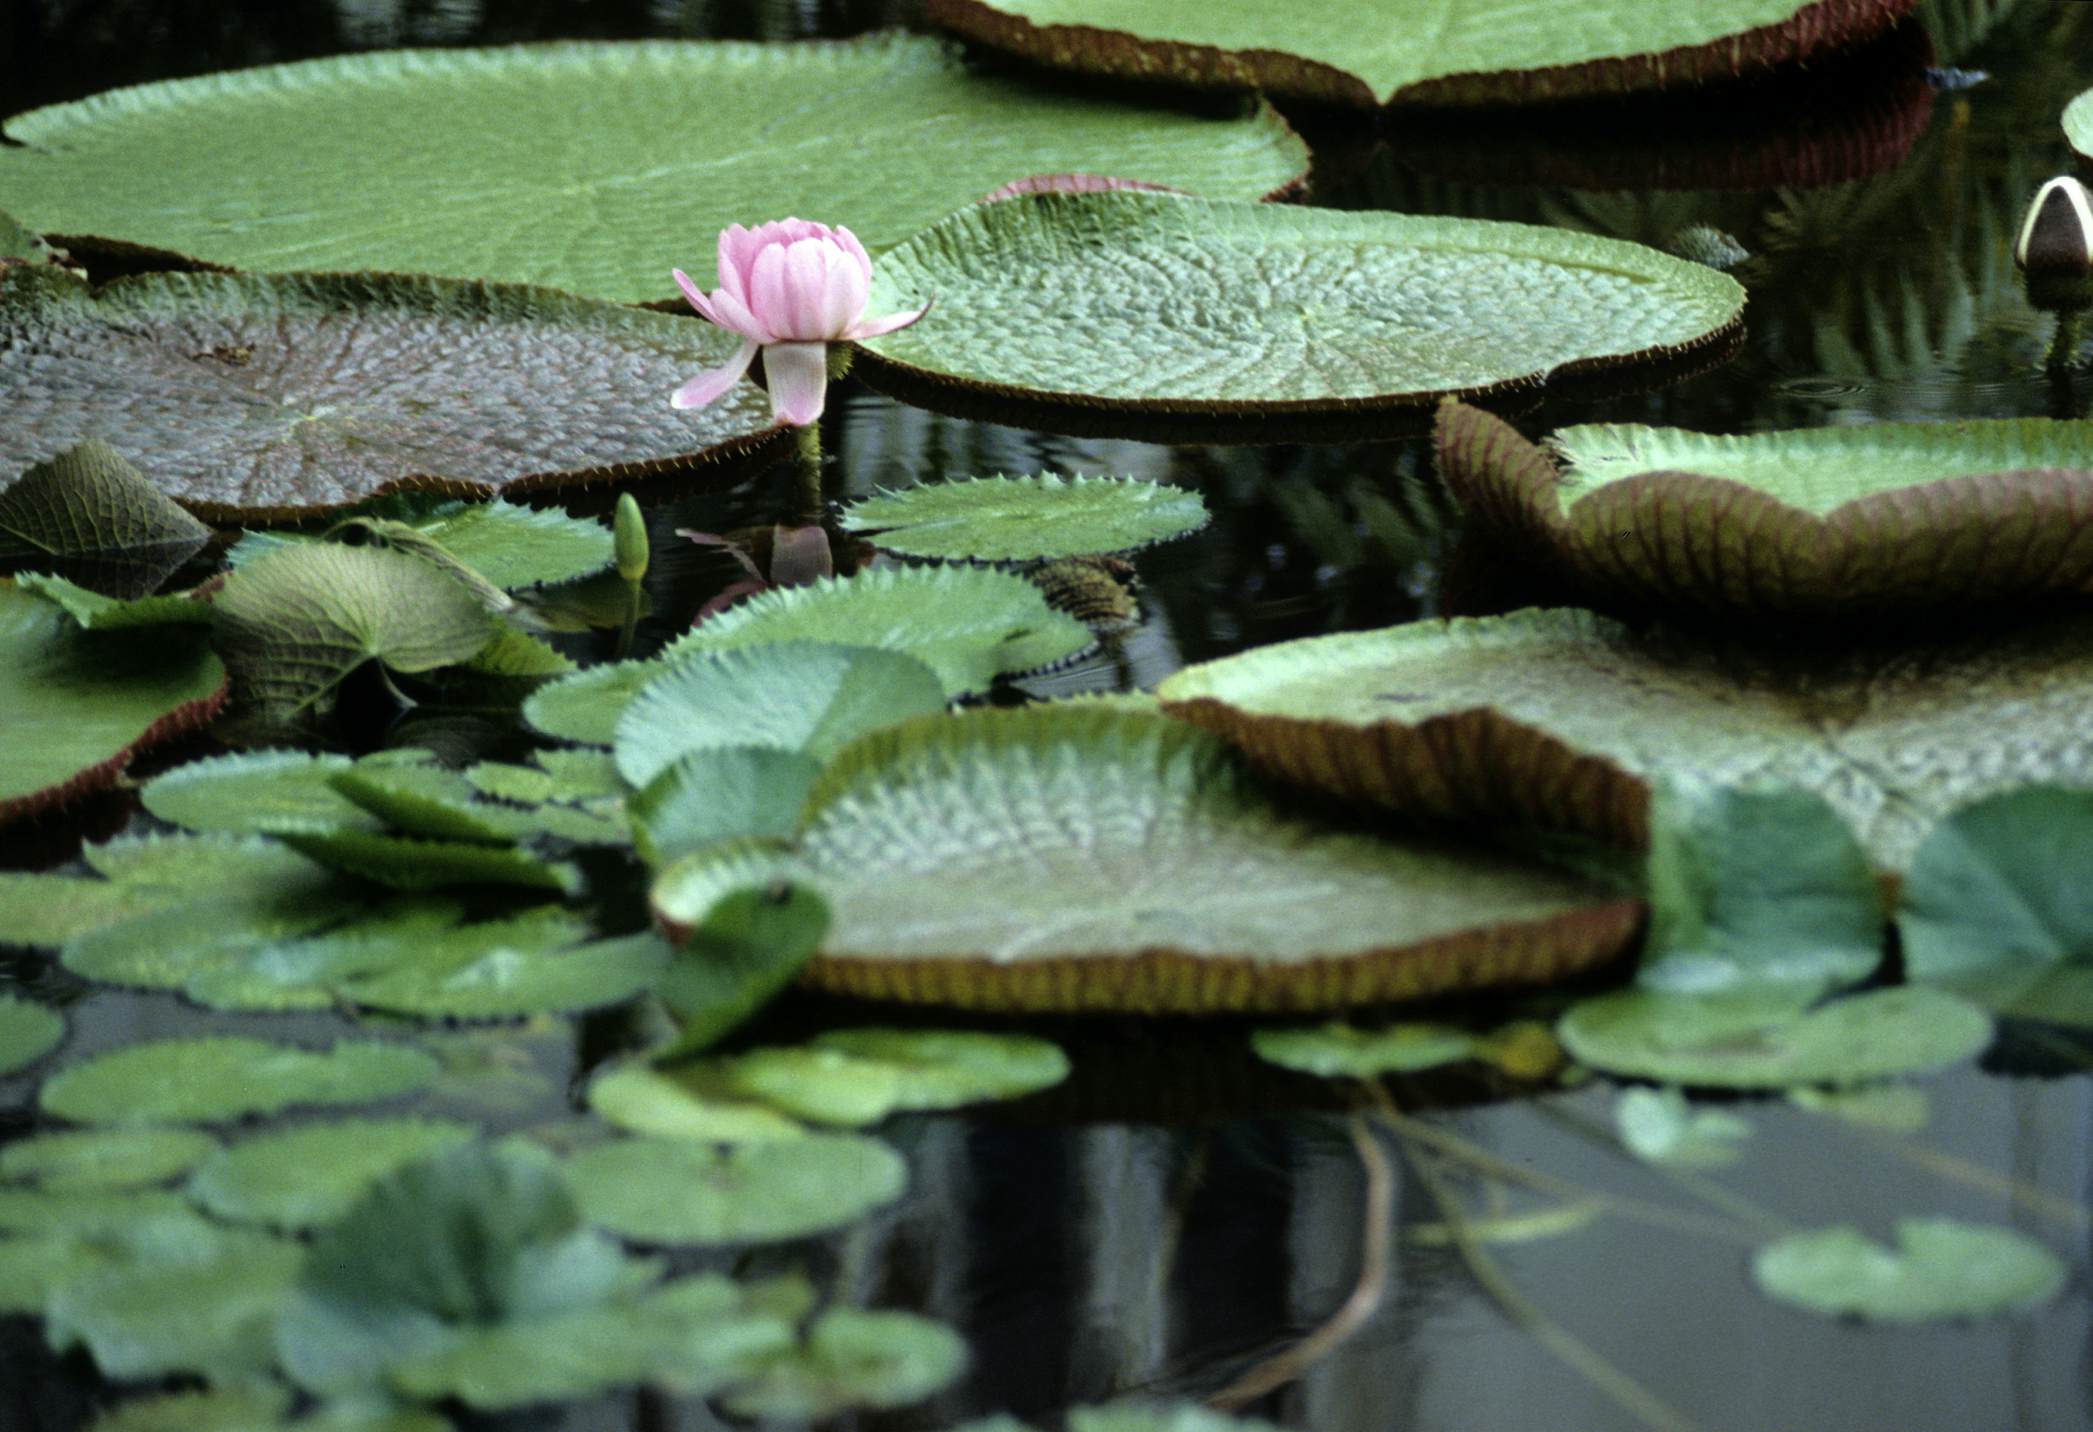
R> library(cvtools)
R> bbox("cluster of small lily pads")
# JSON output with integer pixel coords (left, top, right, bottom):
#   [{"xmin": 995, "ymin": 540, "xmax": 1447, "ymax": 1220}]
[{"xmin": 2, "ymin": 1, "xmax": 2092, "ymax": 1428}]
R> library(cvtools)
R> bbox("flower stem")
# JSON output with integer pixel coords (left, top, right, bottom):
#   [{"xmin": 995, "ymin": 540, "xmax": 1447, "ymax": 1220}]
[
  {"xmin": 2045, "ymin": 309, "xmax": 2086, "ymax": 370},
  {"xmin": 793, "ymin": 421, "xmax": 824, "ymax": 525}
]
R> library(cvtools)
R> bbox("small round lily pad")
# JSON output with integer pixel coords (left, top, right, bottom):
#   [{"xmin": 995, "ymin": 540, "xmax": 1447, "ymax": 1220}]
[
  {"xmin": 855, "ymin": 192, "xmax": 1744, "ymax": 441},
  {"xmin": 1437, "ymin": 401, "xmax": 2093, "ymax": 619},
  {"xmin": 723, "ymin": 1030, "xmax": 1071, "ymax": 1125},
  {"xmin": 0, "ymin": 995, "xmax": 65, "ymax": 1076},
  {"xmin": 1753, "ymin": 1218, "xmax": 2065, "ymax": 1323},
  {"xmin": 40, "ymin": 1037, "xmax": 440, "ymax": 1125},
  {"xmin": 0, "ymin": 1128, "xmax": 217, "ymax": 1191},
  {"xmin": 186, "ymin": 1118, "xmax": 477, "ymax": 1228},
  {"xmin": 564, "ymin": 1135, "xmax": 908, "ymax": 1245}
]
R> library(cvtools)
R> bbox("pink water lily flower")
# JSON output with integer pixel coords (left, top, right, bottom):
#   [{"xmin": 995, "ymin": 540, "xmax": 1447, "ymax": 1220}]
[{"xmin": 671, "ymin": 219, "xmax": 929, "ymax": 426}]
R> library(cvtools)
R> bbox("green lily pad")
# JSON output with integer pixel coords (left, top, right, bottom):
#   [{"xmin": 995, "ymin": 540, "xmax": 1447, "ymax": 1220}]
[
  {"xmin": 229, "ymin": 496, "xmax": 613, "ymax": 592},
  {"xmin": 1789, "ymin": 1083, "xmax": 1931, "ymax": 1132},
  {"xmin": 665, "ymin": 567, "xmax": 1094, "ymax": 699},
  {"xmin": 187, "ymin": 1118, "xmax": 477, "ymax": 1228},
  {"xmin": 0, "ymin": 1207, "xmax": 216, "ymax": 1315},
  {"xmin": 0, "ymin": 1187, "xmax": 196, "ymax": 1234},
  {"xmin": 2067, "ymin": 88, "xmax": 2092, "ymax": 163},
  {"xmin": 722, "ymin": 1308, "xmax": 968, "ymax": 1420},
  {"xmin": 855, "ymin": 192, "xmax": 1743, "ymax": 440},
  {"xmin": 278, "ymin": 829, "xmax": 581, "ymax": 895},
  {"xmin": 1156, "ymin": 606, "xmax": 2093, "ymax": 870},
  {"xmin": 1557, "ymin": 986, "xmax": 1993, "ymax": 1089},
  {"xmin": 1638, "ymin": 780, "xmax": 1884, "ymax": 998},
  {"xmin": 1614, "ymin": 1086, "xmax": 1751, "ymax": 1168},
  {"xmin": 0, "ymin": 440, "xmax": 210, "ymax": 597},
  {"xmin": 839, "ymin": 474, "xmax": 1209, "ymax": 562},
  {"xmin": 41, "ymin": 1037, "xmax": 440, "ymax": 1125},
  {"xmin": 1753, "ymin": 1218, "xmax": 2065, "ymax": 1323},
  {"xmin": 587, "ymin": 1062, "xmax": 808, "ymax": 1144},
  {"xmin": 1438, "ymin": 402, "xmax": 2093, "ymax": 618},
  {"xmin": 142, "ymin": 751, "xmax": 387, "ymax": 835},
  {"xmin": 1898, "ymin": 788, "xmax": 2093, "ymax": 986},
  {"xmin": 15, "ymin": 571, "xmax": 214, "ymax": 631},
  {"xmin": 1069, "ymin": 1406, "xmax": 1287, "ymax": 1432},
  {"xmin": 46, "ymin": 1218, "xmax": 304, "ymax": 1381},
  {"xmin": 0, "ymin": 580, "xmax": 228, "ymax": 825},
  {"xmin": 655, "ymin": 882, "xmax": 831, "ymax": 1058},
  {"xmin": 1250, "ymin": 1022, "xmax": 1479, "ymax": 1078},
  {"xmin": 0, "ymin": 36, "xmax": 1304, "ymax": 305},
  {"xmin": 60, "ymin": 880, "xmax": 365, "ymax": 996},
  {"xmin": 523, "ymin": 662, "xmax": 657, "ymax": 745},
  {"xmin": 0, "ymin": 995, "xmax": 64, "ymax": 1076},
  {"xmin": 1, "ymin": 1128, "xmax": 217, "ymax": 1191},
  {"xmin": 629, "ymin": 748, "xmax": 822, "ymax": 867},
  {"xmin": 615, "ymin": 642, "xmax": 949, "ymax": 787},
  {"xmin": 723, "ymin": 1030, "xmax": 1070, "ymax": 1125},
  {"xmin": 0, "ymin": 265, "xmax": 778, "ymax": 522},
  {"xmin": 653, "ymin": 707, "xmax": 1640, "ymax": 1013},
  {"xmin": 928, "ymin": 0, "xmax": 1909, "ymax": 107},
  {"xmin": 564, "ymin": 1134, "xmax": 907, "ymax": 1245},
  {"xmin": 86, "ymin": 1387, "xmax": 288, "ymax": 1432},
  {"xmin": 0, "ymin": 872, "xmax": 169, "ymax": 947},
  {"xmin": 340, "ymin": 928, "xmax": 669, "ymax": 1021}
]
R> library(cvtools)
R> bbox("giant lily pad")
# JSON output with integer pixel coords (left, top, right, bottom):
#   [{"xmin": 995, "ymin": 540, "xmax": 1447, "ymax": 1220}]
[
  {"xmin": 1156, "ymin": 607, "xmax": 2093, "ymax": 870},
  {"xmin": 0, "ymin": 37, "xmax": 1305, "ymax": 306},
  {"xmin": 0, "ymin": 265, "xmax": 778, "ymax": 523},
  {"xmin": 2068, "ymin": 88, "xmax": 2093, "ymax": 164},
  {"xmin": 653, "ymin": 708, "xmax": 1640, "ymax": 1013},
  {"xmin": 854, "ymin": 193, "xmax": 1744, "ymax": 441},
  {"xmin": 928, "ymin": 0, "xmax": 1912, "ymax": 108},
  {"xmin": 1437, "ymin": 402, "xmax": 2093, "ymax": 618},
  {"xmin": 839, "ymin": 474, "xmax": 1210, "ymax": 562},
  {"xmin": 0, "ymin": 581, "xmax": 227, "ymax": 825}
]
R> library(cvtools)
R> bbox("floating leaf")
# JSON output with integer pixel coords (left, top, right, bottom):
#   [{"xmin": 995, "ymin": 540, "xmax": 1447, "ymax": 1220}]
[
  {"xmin": 2068, "ymin": 87, "xmax": 2093, "ymax": 163},
  {"xmin": 564, "ymin": 1134, "xmax": 907, "ymax": 1245},
  {"xmin": 1898, "ymin": 789, "xmax": 2093, "ymax": 993},
  {"xmin": 15, "ymin": 571, "xmax": 214, "ymax": 630},
  {"xmin": 0, "ymin": 440, "xmax": 210, "ymax": 596},
  {"xmin": 278, "ymin": 830, "xmax": 580, "ymax": 895},
  {"xmin": 0, "ymin": 872, "xmax": 167, "ymax": 946},
  {"xmin": 1614, "ymin": 1086, "xmax": 1752, "ymax": 1167},
  {"xmin": 0, "ymin": 995, "xmax": 64, "ymax": 1076},
  {"xmin": 656, "ymin": 882, "xmax": 831, "ymax": 1058},
  {"xmin": 1438, "ymin": 402, "xmax": 2093, "ymax": 618},
  {"xmin": 1638, "ymin": 780, "xmax": 1884, "ymax": 997},
  {"xmin": 0, "ymin": 1206, "xmax": 214, "ymax": 1315},
  {"xmin": 1557, "ymin": 987, "xmax": 1992, "ymax": 1089},
  {"xmin": 60, "ymin": 872, "xmax": 363, "ymax": 995},
  {"xmin": 0, "ymin": 581, "xmax": 227, "ymax": 825},
  {"xmin": 142, "ymin": 751, "xmax": 387, "ymax": 835},
  {"xmin": 0, "ymin": 265, "xmax": 777, "ymax": 521},
  {"xmin": 1157, "ymin": 606, "xmax": 2093, "ymax": 870},
  {"xmin": 523, "ymin": 662, "xmax": 656, "ymax": 745},
  {"xmin": 614, "ymin": 643, "xmax": 949, "ymax": 787},
  {"xmin": 1250, "ymin": 1022, "xmax": 1479, "ymax": 1078},
  {"xmin": 840, "ymin": 474, "xmax": 1209, "ymax": 562},
  {"xmin": 46, "ymin": 1218, "xmax": 304, "ymax": 1381},
  {"xmin": 1788, "ymin": 1083, "xmax": 1931, "ymax": 1132},
  {"xmin": 41, "ymin": 1037, "xmax": 439, "ymax": 1125},
  {"xmin": 664, "ymin": 567, "xmax": 1094, "ymax": 699},
  {"xmin": 1753, "ymin": 1218, "xmax": 2065, "ymax": 1323},
  {"xmin": 230, "ymin": 496, "xmax": 612, "ymax": 592},
  {"xmin": 628, "ymin": 748, "xmax": 822, "ymax": 867},
  {"xmin": 929, "ymin": 0, "xmax": 1909, "ymax": 107},
  {"xmin": 187, "ymin": 1118, "xmax": 477, "ymax": 1228},
  {"xmin": 722, "ymin": 1308, "xmax": 967, "ymax": 1420},
  {"xmin": 340, "ymin": 928, "xmax": 669, "ymax": 1021},
  {"xmin": 653, "ymin": 707, "xmax": 1639, "ymax": 1013},
  {"xmin": 856, "ymin": 193, "xmax": 1743, "ymax": 440},
  {"xmin": 0, "ymin": 1187, "xmax": 196, "ymax": 1235},
  {"xmin": 723, "ymin": 1030, "xmax": 1070, "ymax": 1126},
  {"xmin": 0, "ymin": 1128, "xmax": 216, "ymax": 1191},
  {"xmin": 588, "ymin": 1063, "xmax": 808, "ymax": 1144},
  {"xmin": 86, "ymin": 1387, "xmax": 288, "ymax": 1432},
  {"xmin": 0, "ymin": 37, "xmax": 1304, "ymax": 305}
]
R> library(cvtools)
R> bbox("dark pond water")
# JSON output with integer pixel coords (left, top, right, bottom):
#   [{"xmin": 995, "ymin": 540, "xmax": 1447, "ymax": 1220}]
[{"xmin": 5, "ymin": 1, "xmax": 2093, "ymax": 1429}]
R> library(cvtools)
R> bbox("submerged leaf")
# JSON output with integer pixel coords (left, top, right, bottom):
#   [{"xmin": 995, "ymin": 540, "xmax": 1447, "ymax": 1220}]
[
  {"xmin": 840, "ymin": 474, "xmax": 1209, "ymax": 562},
  {"xmin": 40, "ymin": 1037, "xmax": 439, "ymax": 1125},
  {"xmin": 1752, "ymin": 1218, "xmax": 2065, "ymax": 1323},
  {"xmin": 0, "ymin": 440, "xmax": 210, "ymax": 596}
]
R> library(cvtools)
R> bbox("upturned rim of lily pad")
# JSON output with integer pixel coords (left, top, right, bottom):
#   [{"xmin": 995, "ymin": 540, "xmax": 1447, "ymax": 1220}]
[
  {"xmin": 926, "ymin": 0, "xmax": 1916, "ymax": 110},
  {"xmin": 851, "ymin": 193, "xmax": 1746, "ymax": 445},
  {"xmin": 0, "ymin": 263, "xmax": 790, "ymax": 526},
  {"xmin": 1433, "ymin": 401, "xmax": 2093, "ymax": 620}
]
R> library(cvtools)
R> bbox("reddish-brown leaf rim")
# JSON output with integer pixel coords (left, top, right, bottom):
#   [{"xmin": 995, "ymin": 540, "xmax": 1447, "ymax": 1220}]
[{"xmin": 0, "ymin": 668, "xmax": 229, "ymax": 829}]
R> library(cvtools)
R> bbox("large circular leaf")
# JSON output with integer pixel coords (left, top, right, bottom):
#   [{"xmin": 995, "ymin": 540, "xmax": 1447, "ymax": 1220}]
[
  {"xmin": 0, "ymin": 265, "xmax": 780, "ymax": 522},
  {"xmin": 653, "ymin": 708, "xmax": 1640, "ymax": 1013},
  {"xmin": 929, "ymin": 0, "xmax": 1911, "ymax": 108},
  {"xmin": 0, "ymin": 582, "xmax": 228, "ymax": 826},
  {"xmin": 2068, "ymin": 88, "xmax": 2093, "ymax": 164},
  {"xmin": 1438, "ymin": 402, "xmax": 2093, "ymax": 619},
  {"xmin": 0, "ymin": 37, "xmax": 1306, "ymax": 305},
  {"xmin": 1157, "ymin": 607, "xmax": 2093, "ymax": 870},
  {"xmin": 855, "ymin": 193, "xmax": 1744, "ymax": 441}
]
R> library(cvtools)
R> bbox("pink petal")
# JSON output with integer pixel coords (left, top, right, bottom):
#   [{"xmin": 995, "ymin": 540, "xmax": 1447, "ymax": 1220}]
[
  {"xmin": 777, "ymin": 239, "xmax": 835, "ymax": 339},
  {"xmin": 833, "ymin": 225, "xmax": 872, "ymax": 281},
  {"xmin": 705, "ymin": 287, "xmax": 768, "ymax": 343},
  {"xmin": 748, "ymin": 245, "xmax": 793, "ymax": 339},
  {"xmin": 761, "ymin": 341, "xmax": 830, "ymax": 426},
  {"xmin": 672, "ymin": 268, "xmax": 724, "ymax": 326},
  {"xmin": 815, "ymin": 242, "xmax": 870, "ymax": 337},
  {"xmin": 845, "ymin": 299, "xmax": 932, "ymax": 340},
  {"xmin": 717, "ymin": 224, "xmax": 761, "ymax": 301},
  {"xmin": 669, "ymin": 338, "xmax": 758, "ymax": 411}
]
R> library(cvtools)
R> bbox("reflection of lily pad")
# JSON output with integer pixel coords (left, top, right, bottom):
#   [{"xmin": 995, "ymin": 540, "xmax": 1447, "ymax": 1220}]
[
  {"xmin": 0, "ymin": 36, "xmax": 1303, "ymax": 304},
  {"xmin": 0, "ymin": 581, "xmax": 228, "ymax": 825},
  {"xmin": 565, "ymin": 1135, "xmax": 907, "ymax": 1245},
  {"xmin": 1157, "ymin": 607, "xmax": 2093, "ymax": 869},
  {"xmin": 1438, "ymin": 402, "xmax": 2093, "ymax": 618},
  {"xmin": 41, "ymin": 1037, "xmax": 439, "ymax": 1125},
  {"xmin": 1, "ymin": 1128, "xmax": 216, "ymax": 1191},
  {"xmin": 0, "ymin": 995, "xmax": 64, "ymax": 1076},
  {"xmin": 1557, "ymin": 986, "xmax": 1992, "ymax": 1088},
  {"xmin": 928, "ymin": 0, "xmax": 1910, "ymax": 107},
  {"xmin": 0, "ymin": 265, "xmax": 778, "ymax": 522},
  {"xmin": 187, "ymin": 1118, "xmax": 477, "ymax": 1228},
  {"xmin": 1752, "ymin": 1218, "xmax": 2064, "ymax": 1323},
  {"xmin": 857, "ymin": 193, "xmax": 1743, "ymax": 441},
  {"xmin": 655, "ymin": 708, "xmax": 1640, "ymax": 1013},
  {"xmin": 840, "ymin": 474, "xmax": 1210, "ymax": 562}
]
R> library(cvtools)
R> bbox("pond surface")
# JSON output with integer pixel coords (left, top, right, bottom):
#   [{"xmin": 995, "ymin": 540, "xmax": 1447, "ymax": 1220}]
[{"xmin": 5, "ymin": 2, "xmax": 2093, "ymax": 1430}]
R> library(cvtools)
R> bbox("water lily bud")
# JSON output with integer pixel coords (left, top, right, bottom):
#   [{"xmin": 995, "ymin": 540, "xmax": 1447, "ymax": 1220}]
[
  {"xmin": 2015, "ymin": 176, "xmax": 2093, "ymax": 311},
  {"xmin": 613, "ymin": 493, "xmax": 648, "ymax": 583}
]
